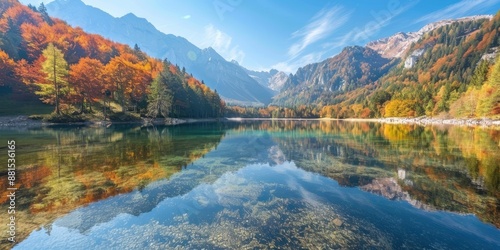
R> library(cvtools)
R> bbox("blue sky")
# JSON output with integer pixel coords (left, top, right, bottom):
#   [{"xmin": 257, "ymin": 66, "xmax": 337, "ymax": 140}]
[{"xmin": 20, "ymin": 0, "xmax": 500, "ymax": 73}]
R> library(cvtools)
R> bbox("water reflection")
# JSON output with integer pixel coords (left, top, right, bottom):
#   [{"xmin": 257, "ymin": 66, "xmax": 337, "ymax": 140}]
[
  {"xmin": 268, "ymin": 121, "xmax": 500, "ymax": 227},
  {"xmin": 15, "ymin": 162, "xmax": 500, "ymax": 249},
  {"xmin": 1, "ymin": 120, "xmax": 499, "ymax": 249},
  {"xmin": 0, "ymin": 124, "xmax": 226, "ymax": 247}
]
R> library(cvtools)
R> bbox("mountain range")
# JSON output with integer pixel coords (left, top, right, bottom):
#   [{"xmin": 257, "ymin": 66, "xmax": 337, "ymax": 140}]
[
  {"xmin": 46, "ymin": 0, "xmax": 279, "ymax": 106},
  {"xmin": 45, "ymin": 0, "xmax": 499, "ymax": 117}
]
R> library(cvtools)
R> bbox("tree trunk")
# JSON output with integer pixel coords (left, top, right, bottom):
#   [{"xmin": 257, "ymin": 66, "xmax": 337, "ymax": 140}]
[
  {"xmin": 54, "ymin": 49, "xmax": 60, "ymax": 115},
  {"xmin": 80, "ymin": 96, "xmax": 85, "ymax": 114},
  {"xmin": 55, "ymin": 84, "xmax": 60, "ymax": 115}
]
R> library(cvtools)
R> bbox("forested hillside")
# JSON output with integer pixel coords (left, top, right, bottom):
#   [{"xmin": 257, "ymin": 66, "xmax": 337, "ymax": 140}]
[
  {"xmin": 0, "ymin": 0, "xmax": 224, "ymax": 120},
  {"xmin": 272, "ymin": 13, "xmax": 500, "ymax": 119}
]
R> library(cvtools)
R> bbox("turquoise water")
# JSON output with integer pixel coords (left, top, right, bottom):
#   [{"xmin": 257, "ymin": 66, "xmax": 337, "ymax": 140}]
[{"xmin": 2, "ymin": 121, "xmax": 499, "ymax": 249}]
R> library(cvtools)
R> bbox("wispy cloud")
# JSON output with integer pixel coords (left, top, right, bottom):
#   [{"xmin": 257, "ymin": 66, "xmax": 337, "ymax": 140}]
[
  {"xmin": 273, "ymin": 1, "xmax": 418, "ymax": 73},
  {"xmin": 201, "ymin": 24, "xmax": 245, "ymax": 64},
  {"xmin": 272, "ymin": 52, "xmax": 324, "ymax": 73},
  {"xmin": 271, "ymin": 6, "xmax": 350, "ymax": 73},
  {"xmin": 182, "ymin": 15, "xmax": 191, "ymax": 19},
  {"xmin": 323, "ymin": 0, "xmax": 418, "ymax": 51},
  {"xmin": 415, "ymin": 0, "xmax": 500, "ymax": 24},
  {"xmin": 288, "ymin": 6, "xmax": 351, "ymax": 59}
]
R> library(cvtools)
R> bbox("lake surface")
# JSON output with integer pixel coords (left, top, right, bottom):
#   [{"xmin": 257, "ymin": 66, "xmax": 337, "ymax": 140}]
[{"xmin": 1, "ymin": 121, "xmax": 499, "ymax": 249}]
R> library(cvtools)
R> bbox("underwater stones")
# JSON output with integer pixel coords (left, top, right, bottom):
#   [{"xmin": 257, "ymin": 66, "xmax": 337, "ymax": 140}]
[{"xmin": 333, "ymin": 218, "xmax": 343, "ymax": 227}]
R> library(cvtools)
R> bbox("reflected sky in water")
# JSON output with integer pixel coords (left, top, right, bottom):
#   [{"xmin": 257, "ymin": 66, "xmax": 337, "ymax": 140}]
[{"xmin": 16, "ymin": 161, "xmax": 500, "ymax": 249}]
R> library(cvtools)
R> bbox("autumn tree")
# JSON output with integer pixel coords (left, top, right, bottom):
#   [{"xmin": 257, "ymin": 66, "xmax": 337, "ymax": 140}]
[
  {"xmin": 20, "ymin": 22, "xmax": 50, "ymax": 61},
  {"xmin": 14, "ymin": 57, "xmax": 45, "ymax": 88},
  {"xmin": 384, "ymin": 100, "xmax": 416, "ymax": 117},
  {"xmin": 103, "ymin": 54, "xmax": 137, "ymax": 112},
  {"xmin": 0, "ymin": 49, "xmax": 15, "ymax": 86},
  {"xmin": 69, "ymin": 57, "xmax": 104, "ymax": 113},
  {"xmin": 128, "ymin": 63, "xmax": 151, "ymax": 111},
  {"xmin": 36, "ymin": 43, "xmax": 69, "ymax": 115},
  {"xmin": 477, "ymin": 55, "xmax": 500, "ymax": 116}
]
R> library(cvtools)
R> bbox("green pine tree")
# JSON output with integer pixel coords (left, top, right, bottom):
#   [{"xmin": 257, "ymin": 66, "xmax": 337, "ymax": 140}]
[
  {"xmin": 147, "ymin": 77, "xmax": 173, "ymax": 119},
  {"xmin": 471, "ymin": 60, "xmax": 490, "ymax": 88},
  {"xmin": 38, "ymin": 3, "xmax": 54, "ymax": 25}
]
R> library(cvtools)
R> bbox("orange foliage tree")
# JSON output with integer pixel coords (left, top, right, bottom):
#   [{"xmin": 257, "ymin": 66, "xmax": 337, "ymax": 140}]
[
  {"xmin": 0, "ymin": 49, "xmax": 15, "ymax": 86},
  {"xmin": 69, "ymin": 57, "xmax": 104, "ymax": 113}
]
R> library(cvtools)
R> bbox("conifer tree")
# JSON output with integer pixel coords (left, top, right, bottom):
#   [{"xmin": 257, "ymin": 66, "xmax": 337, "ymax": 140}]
[
  {"xmin": 36, "ymin": 43, "xmax": 69, "ymax": 115},
  {"xmin": 471, "ymin": 60, "xmax": 490, "ymax": 88},
  {"xmin": 147, "ymin": 76, "xmax": 173, "ymax": 119}
]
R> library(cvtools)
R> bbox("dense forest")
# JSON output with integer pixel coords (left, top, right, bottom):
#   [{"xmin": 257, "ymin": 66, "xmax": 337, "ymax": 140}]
[{"xmin": 0, "ymin": 0, "xmax": 224, "ymax": 121}]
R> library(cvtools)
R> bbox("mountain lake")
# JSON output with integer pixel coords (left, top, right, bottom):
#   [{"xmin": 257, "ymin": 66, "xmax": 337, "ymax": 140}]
[{"xmin": 1, "ymin": 120, "xmax": 499, "ymax": 249}]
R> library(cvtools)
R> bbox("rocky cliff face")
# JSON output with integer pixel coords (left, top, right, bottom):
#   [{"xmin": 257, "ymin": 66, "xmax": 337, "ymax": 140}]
[
  {"xmin": 366, "ymin": 32, "xmax": 419, "ymax": 58},
  {"xmin": 242, "ymin": 67, "xmax": 288, "ymax": 93},
  {"xmin": 367, "ymin": 15, "xmax": 493, "ymax": 59},
  {"xmin": 268, "ymin": 71, "xmax": 289, "ymax": 92},
  {"xmin": 273, "ymin": 46, "xmax": 397, "ymax": 106}
]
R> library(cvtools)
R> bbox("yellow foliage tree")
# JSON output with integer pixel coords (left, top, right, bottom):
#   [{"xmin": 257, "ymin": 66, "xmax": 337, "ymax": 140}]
[{"xmin": 384, "ymin": 100, "xmax": 416, "ymax": 117}]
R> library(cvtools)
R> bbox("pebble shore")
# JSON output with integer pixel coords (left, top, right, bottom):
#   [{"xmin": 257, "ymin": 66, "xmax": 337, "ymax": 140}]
[
  {"xmin": 1, "ymin": 115, "xmax": 499, "ymax": 128},
  {"xmin": 377, "ymin": 116, "xmax": 500, "ymax": 127}
]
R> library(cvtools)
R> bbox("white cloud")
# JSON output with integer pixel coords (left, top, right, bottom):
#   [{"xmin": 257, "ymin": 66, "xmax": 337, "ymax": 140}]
[
  {"xmin": 201, "ymin": 24, "xmax": 245, "ymax": 64},
  {"xmin": 183, "ymin": 15, "xmax": 191, "ymax": 19},
  {"xmin": 415, "ymin": 0, "xmax": 500, "ymax": 24},
  {"xmin": 287, "ymin": 6, "xmax": 351, "ymax": 59}
]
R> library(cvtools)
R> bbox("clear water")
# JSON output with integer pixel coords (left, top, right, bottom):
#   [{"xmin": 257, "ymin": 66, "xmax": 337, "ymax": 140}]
[{"xmin": 1, "ymin": 121, "xmax": 499, "ymax": 249}]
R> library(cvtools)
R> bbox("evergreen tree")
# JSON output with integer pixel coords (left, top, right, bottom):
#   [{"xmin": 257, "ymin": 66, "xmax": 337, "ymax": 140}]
[
  {"xmin": 4, "ymin": 18, "xmax": 22, "ymax": 60},
  {"xmin": 38, "ymin": 3, "xmax": 54, "ymax": 25},
  {"xmin": 133, "ymin": 44, "xmax": 147, "ymax": 61},
  {"xmin": 27, "ymin": 4, "xmax": 38, "ymax": 12},
  {"xmin": 147, "ymin": 77, "xmax": 173, "ymax": 119},
  {"xmin": 471, "ymin": 60, "xmax": 490, "ymax": 88}
]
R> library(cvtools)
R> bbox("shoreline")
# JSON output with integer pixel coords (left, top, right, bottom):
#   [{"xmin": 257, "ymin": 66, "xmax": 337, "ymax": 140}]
[
  {"xmin": 344, "ymin": 117, "xmax": 500, "ymax": 127},
  {"xmin": 1, "ymin": 115, "xmax": 499, "ymax": 129},
  {"xmin": 228, "ymin": 117, "xmax": 500, "ymax": 127},
  {"xmin": 228, "ymin": 117, "xmax": 500, "ymax": 128},
  {"xmin": 0, "ymin": 116, "xmax": 224, "ymax": 129}
]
